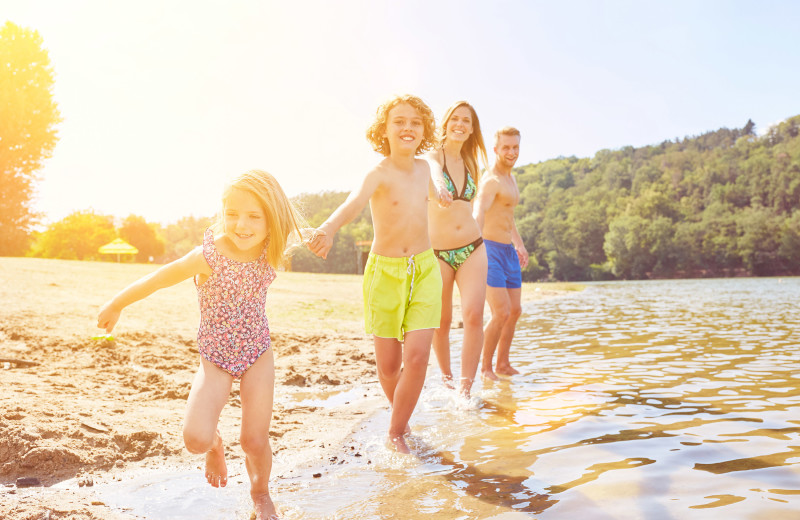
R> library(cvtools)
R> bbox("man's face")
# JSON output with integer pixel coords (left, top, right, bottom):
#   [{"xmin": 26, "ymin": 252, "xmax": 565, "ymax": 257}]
[{"xmin": 494, "ymin": 134, "xmax": 520, "ymax": 168}]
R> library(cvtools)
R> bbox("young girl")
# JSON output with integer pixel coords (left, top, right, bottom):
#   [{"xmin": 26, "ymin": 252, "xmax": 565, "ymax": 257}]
[{"xmin": 97, "ymin": 170, "xmax": 306, "ymax": 520}]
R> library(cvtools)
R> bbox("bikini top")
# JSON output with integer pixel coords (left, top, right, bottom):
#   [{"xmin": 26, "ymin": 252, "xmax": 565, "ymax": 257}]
[{"xmin": 442, "ymin": 153, "xmax": 477, "ymax": 202}]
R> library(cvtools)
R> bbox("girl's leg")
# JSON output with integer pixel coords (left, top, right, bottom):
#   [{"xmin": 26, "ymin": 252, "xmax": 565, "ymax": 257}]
[
  {"xmin": 431, "ymin": 261, "xmax": 455, "ymax": 387},
  {"xmin": 454, "ymin": 247, "xmax": 488, "ymax": 397},
  {"xmin": 239, "ymin": 349, "xmax": 277, "ymax": 520},
  {"xmin": 183, "ymin": 358, "xmax": 234, "ymax": 488},
  {"xmin": 377, "ymin": 329, "xmax": 433, "ymax": 453}
]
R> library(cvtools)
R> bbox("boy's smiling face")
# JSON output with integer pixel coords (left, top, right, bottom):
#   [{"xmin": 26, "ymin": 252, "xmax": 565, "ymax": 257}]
[{"xmin": 383, "ymin": 102, "xmax": 424, "ymax": 155}]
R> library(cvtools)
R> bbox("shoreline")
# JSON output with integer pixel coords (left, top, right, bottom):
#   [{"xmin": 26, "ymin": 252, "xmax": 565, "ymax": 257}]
[{"xmin": 0, "ymin": 257, "xmax": 577, "ymax": 519}]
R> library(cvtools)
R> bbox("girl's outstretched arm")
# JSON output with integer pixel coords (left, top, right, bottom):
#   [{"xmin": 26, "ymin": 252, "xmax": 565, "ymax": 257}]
[{"xmin": 97, "ymin": 247, "xmax": 210, "ymax": 332}]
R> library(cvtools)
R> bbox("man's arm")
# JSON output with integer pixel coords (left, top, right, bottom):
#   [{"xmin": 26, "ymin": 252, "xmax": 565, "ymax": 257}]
[
  {"xmin": 308, "ymin": 169, "xmax": 381, "ymax": 259},
  {"xmin": 510, "ymin": 219, "xmax": 529, "ymax": 268}
]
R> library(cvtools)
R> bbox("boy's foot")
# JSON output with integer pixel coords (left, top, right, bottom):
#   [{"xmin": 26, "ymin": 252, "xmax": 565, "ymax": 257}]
[
  {"xmin": 251, "ymin": 492, "xmax": 279, "ymax": 520},
  {"xmin": 481, "ymin": 369, "xmax": 500, "ymax": 381},
  {"xmin": 387, "ymin": 434, "xmax": 411, "ymax": 454},
  {"xmin": 441, "ymin": 374, "xmax": 455, "ymax": 389},
  {"xmin": 205, "ymin": 431, "xmax": 227, "ymax": 488},
  {"xmin": 496, "ymin": 365, "xmax": 520, "ymax": 376}
]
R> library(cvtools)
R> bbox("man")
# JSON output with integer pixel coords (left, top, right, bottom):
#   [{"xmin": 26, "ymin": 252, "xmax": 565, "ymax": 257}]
[{"xmin": 474, "ymin": 126, "xmax": 529, "ymax": 380}]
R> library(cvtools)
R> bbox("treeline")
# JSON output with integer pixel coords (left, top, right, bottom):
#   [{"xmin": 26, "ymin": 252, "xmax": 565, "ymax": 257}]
[
  {"xmin": 516, "ymin": 116, "xmax": 800, "ymax": 280},
  {"xmin": 29, "ymin": 213, "xmax": 213, "ymax": 264},
  {"xmin": 22, "ymin": 116, "xmax": 800, "ymax": 280}
]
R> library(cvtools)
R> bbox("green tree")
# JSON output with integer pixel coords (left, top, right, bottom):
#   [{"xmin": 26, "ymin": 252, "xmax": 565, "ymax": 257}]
[
  {"xmin": 31, "ymin": 210, "xmax": 115, "ymax": 260},
  {"xmin": 0, "ymin": 22, "xmax": 61, "ymax": 255},
  {"xmin": 120, "ymin": 215, "xmax": 165, "ymax": 263}
]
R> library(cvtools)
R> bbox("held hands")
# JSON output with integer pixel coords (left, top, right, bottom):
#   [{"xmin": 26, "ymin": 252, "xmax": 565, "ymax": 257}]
[
  {"xmin": 308, "ymin": 228, "xmax": 334, "ymax": 259},
  {"xmin": 97, "ymin": 301, "xmax": 121, "ymax": 333},
  {"xmin": 432, "ymin": 180, "xmax": 453, "ymax": 208}
]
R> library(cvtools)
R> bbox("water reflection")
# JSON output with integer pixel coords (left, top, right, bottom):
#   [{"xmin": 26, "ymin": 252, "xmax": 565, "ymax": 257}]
[
  {"xmin": 94, "ymin": 278, "xmax": 800, "ymax": 519},
  {"xmin": 396, "ymin": 278, "xmax": 799, "ymax": 518}
]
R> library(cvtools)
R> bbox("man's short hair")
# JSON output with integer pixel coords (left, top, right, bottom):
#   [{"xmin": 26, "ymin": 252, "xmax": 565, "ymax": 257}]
[{"xmin": 494, "ymin": 126, "xmax": 521, "ymax": 145}]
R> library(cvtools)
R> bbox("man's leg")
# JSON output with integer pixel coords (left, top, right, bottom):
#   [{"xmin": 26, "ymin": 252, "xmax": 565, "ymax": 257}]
[
  {"xmin": 482, "ymin": 286, "xmax": 511, "ymax": 381},
  {"xmin": 495, "ymin": 287, "xmax": 522, "ymax": 375}
]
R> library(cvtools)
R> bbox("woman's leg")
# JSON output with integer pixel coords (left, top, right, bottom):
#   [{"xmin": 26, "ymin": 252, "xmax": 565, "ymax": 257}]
[
  {"xmin": 239, "ymin": 350, "xmax": 278, "ymax": 520},
  {"xmin": 431, "ymin": 260, "xmax": 455, "ymax": 386},
  {"xmin": 183, "ymin": 358, "xmax": 234, "ymax": 488},
  {"xmin": 454, "ymin": 246, "xmax": 488, "ymax": 397}
]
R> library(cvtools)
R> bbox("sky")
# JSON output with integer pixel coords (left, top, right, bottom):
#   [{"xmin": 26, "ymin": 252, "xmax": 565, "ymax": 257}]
[{"xmin": 5, "ymin": 0, "xmax": 800, "ymax": 226}]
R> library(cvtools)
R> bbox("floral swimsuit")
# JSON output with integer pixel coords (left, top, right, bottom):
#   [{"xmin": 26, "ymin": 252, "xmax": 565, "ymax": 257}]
[
  {"xmin": 434, "ymin": 153, "xmax": 483, "ymax": 271},
  {"xmin": 195, "ymin": 229, "xmax": 276, "ymax": 378}
]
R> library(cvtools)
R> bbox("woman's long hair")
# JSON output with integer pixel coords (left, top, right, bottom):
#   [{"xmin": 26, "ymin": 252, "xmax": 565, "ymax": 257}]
[{"xmin": 439, "ymin": 101, "xmax": 488, "ymax": 185}]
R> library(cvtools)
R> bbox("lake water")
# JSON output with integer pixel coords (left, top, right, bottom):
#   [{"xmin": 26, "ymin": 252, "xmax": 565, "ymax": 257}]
[{"xmin": 93, "ymin": 278, "xmax": 800, "ymax": 519}]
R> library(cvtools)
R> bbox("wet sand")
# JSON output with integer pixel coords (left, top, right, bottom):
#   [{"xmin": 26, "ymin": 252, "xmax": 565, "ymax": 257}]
[{"xmin": 0, "ymin": 257, "xmax": 571, "ymax": 519}]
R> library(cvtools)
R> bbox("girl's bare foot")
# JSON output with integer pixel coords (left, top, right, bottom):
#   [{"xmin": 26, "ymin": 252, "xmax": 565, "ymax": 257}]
[
  {"xmin": 205, "ymin": 430, "xmax": 227, "ymax": 488},
  {"xmin": 252, "ymin": 491, "xmax": 279, "ymax": 520}
]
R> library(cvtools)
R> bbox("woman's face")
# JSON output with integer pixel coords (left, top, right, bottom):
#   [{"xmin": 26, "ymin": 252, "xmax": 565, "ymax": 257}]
[{"xmin": 445, "ymin": 105, "xmax": 474, "ymax": 143}]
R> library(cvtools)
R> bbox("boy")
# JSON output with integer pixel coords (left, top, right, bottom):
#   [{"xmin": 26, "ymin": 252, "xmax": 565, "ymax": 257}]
[{"xmin": 309, "ymin": 94, "xmax": 446, "ymax": 453}]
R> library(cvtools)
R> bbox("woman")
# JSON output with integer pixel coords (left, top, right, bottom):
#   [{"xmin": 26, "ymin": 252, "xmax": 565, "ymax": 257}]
[{"xmin": 427, "ymin": 100, "xmax": 488, "ymax": 397}]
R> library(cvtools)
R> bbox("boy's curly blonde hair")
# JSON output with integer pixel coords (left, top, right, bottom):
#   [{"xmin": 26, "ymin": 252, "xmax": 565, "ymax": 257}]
[{"xmin": 366, "ymin": 94, "xmax": 437, "ymax": 156}]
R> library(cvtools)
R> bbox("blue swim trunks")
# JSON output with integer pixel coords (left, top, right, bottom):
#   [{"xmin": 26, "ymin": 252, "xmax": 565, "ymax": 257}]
[{"xmin": 485, "ymin": 239, "xmax": 522, "ymax": 289}]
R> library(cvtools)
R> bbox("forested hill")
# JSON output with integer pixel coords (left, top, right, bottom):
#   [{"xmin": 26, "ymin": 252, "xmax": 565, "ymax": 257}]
[{"xmin": 515, "ymin": 115, "xmax": 800, "ymax": 281}]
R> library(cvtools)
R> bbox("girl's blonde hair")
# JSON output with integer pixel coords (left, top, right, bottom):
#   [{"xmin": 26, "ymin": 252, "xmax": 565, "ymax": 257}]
[
  {"xmin": 366, "ymin": 94, "xmax": 437, "ymax": 156},
  {"xmin": 213, "ymin": 170, "xmax": 308, "ymax": 268},
  {"xmin": 440, "ymin": 100, "xmax": 488, "ymax": 185}
]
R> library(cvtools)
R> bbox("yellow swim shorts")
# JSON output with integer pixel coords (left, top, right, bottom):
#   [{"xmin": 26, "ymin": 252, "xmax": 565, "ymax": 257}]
[{"xmin": 362, "ymin": 249, "xmax": 442, "ymax": 341}]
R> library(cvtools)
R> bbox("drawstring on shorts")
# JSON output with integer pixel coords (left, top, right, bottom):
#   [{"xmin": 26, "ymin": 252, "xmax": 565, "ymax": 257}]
[{"xmin": 407, "ymin": 254, "xmax": 416, "ymax": 304}]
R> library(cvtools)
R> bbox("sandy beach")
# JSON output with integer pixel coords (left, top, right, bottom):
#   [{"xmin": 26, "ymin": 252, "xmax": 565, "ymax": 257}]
[{"xmin": 0, "ymin": 257, "xmax": 571, "ymax": 519}]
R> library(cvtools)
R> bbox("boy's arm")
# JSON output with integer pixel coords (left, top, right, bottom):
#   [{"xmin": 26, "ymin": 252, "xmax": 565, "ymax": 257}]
[
  {"xmin": 97, "ymin": 247, "xmax": 208, "ymax": 332},
  {"xmin": 472, "ymin": 177, "xmax": 498, "ymax": 233},
  {"xmin": 309, "ymin": 170, "xmax": 381, "ymax": 259}
]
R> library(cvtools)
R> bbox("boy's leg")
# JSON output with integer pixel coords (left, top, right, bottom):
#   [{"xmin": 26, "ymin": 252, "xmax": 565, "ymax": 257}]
[
  {"xmin": 239, "ymin": 350, "xmax": 277, "ymax": 519},
  {"xmin": 454, "ymin": 248, "xmax": 487, "ymax": 396},
  {"xmin": 184, "ymin": 358, "xmax": 234, "ymax": 487},
  {"xmin": 495, "ymin": 288, "xmax": 522, "ymax": 375},
  {"xmin": 382, "ymin": 328, "xmax": 433, "ymax": 453},
  {"xmin": 482, "ymin": 286, "xmax": 512, "ymax": 381},
  {"xmin": 431, "ymin": 261, "xmax": 455, "ymax": 386},
  {"xmin": 374, "ymin": 336, "xmax": 404, "ymax": 405}
]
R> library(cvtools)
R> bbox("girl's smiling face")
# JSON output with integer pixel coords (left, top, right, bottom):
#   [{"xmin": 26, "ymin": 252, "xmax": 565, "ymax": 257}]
[{"xmin": 223, "ymin": 188, "xmax": 269, "ymax": 256}]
